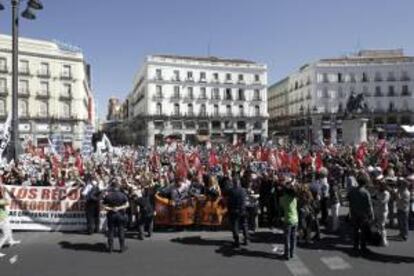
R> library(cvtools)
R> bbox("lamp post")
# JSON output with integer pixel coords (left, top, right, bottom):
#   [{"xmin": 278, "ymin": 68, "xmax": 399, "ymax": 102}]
[{"xmin": 1, "ymin": 0, "xmax": 43, "ymax": 163}]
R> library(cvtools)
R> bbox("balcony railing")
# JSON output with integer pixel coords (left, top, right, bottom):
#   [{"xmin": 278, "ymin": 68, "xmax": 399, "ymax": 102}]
[
  {"xmin": 402, "ymin": 91, "xmax": 411, "ymax": 96},
  {"xmin": 19, "ymin": 69, "xmax": 31, "ymax": 76},
  {"xmin": 0, "ymin": 88, "xmax": 8, "ymax": 96},
  {"xmin": 387, "ymin": 77, "xmax": 396, "ymax": 82},
  {"xmin": 0, "ymin": 67, "xmax": 8, "ymax": 73},
  {"xmin": 60, "ymin": 74, "xmax": 73, "ymax": 80},
  {"xmin": 153, "ymin": 94, "xmax": 164, "ymax": 100},
  {"xmin": 37, "ymin": 71, "xmax": 51, "ymax": 78},
  {"xmin": 59, "ymin": 93, "xmax": 73, "ymax": 101},
  {"xmin": 18, "ymin": 90, "xmax": 30, "ymax": 98},
  {"xmin": 36, "ymin": 91, "xmax": 50, "ymax": 99},
  {"xmin": 198, "ymin": 95, "xmax": 208, "ymax": 100},
  {"xmin": 401, "ymin": 76, "xmax": 411, "ymax": 81},
  {"xmin": 171, "ymin": 94, "xmax": 181, "ymax": 100}
]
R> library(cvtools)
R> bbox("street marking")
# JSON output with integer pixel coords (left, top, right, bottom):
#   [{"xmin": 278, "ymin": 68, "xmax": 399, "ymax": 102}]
[
  {"xmin": 320, "ymin": 256, "xmax": 351, "ymax": 270},
  {"xmin": 9, "ymin": 255, "xmax": 18, "ymax": 264},
  {"xmin": 286, "ymin": 257, "xmax": 313, "ymax": 276}
]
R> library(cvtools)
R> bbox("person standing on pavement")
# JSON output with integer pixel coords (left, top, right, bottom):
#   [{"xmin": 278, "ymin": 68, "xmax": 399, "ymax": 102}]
[
  {"xmin": 227, "ymin": 176, "xmax": 248, "ymax": 248},
  {"xmin": 0, "ymin": 185, "xmax": 20, "ymax": 257},
  {"xmin": 280, "ymin": 177, "xmax": 299, "ymax": 260},
  {"xmin": 103, "ymin": 179, "xmax": 129, "ymax": 253},
  {"xmin": 135, "ymin": 186, "xmax": 155, "ymax": 240},
  {"xmin": 396, "ymin": 178, "xmax": 410, "ymax": 241},
  {"xmin": 348, "ymin": 173, "xmax": 374, "ymax": 255},
  {"xmin": 372, "ymin": 174, "xmax": 390, "ymax": 246},
  {"xmin": 82, "ymin": 174, "xmax": 101, "ymax": 235}
]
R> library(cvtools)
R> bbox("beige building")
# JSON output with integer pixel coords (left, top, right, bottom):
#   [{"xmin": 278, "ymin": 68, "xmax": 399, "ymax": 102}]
[{"xmin": 0, "ymin": 34, "xmax": 94, "ymax": 148}]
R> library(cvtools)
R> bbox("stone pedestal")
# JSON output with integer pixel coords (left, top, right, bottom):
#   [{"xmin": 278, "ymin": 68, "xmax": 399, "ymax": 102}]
[
  {"xmin": 342, "ymin": 118, "xmax": 368, "ymax": 145},
  {"xmin": 312, "ymin": 116, "xmax": 323, "ymax": 145}
]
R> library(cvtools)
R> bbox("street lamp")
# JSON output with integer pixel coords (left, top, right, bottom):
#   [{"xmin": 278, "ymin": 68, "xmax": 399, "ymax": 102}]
[{"xmin": 0, "ymin": 0, "xmax": 43, "ymax": 163}]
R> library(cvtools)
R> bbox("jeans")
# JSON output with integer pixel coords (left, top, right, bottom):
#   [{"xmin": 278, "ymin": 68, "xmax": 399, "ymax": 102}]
[
  {"xmin": 107, "ymin": 211, "xmax": 126, "ymax": 251},
  {"xmin": 284, "ymin": 224, "xmax": 297, "ymax": 259},
  {"xmin": 0, "ymin": 218, "xmax": 16, "ymax": 249},
  {"xmin": 229, "ymin": 212, "xmax": 248, "ymax": 245},
  {"xmin": 397, "ymin": 210, "xmax": 409, "ymax": 240}
]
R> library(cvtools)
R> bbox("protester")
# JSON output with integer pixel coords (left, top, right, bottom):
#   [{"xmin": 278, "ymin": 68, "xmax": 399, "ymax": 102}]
[
  {"xmin": 227, "ymin": 177, "xmax": 248, "ymax": 248},
  {"xmin": 0, "ymin": 184, "xmax": 20, "ymax": 257},
  {"xmin": 280, "ymin": 177, "xmax": 299, "ymax": 260},
  {"xmin": 396, "ymin": 178, "xmax": 410, "ymax": 241}
]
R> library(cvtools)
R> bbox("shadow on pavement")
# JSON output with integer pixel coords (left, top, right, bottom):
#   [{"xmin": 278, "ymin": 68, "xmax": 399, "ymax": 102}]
[{"xmin": 59, "ymin": 241, "xmax": 107, "ymax": 253}]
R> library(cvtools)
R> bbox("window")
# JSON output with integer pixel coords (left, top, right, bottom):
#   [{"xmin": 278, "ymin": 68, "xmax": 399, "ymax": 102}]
[
  {"xmin": 401, "ymin": 71, "xmax": 410, "ymax": 81},
  {"xmin": 39, "ymin": 101, "xmax": 48, "ymax": 117},
  {"xmin": 238, "ymin": 74, "xmax": 244, "ymax": 82},
  {"xmin": 187, "ymin": 87, "xmax": 194, "ymax": 99},
  {"xmin": 19, "ymin": 60, "xmax": 29, "ymax": 74},
  {"xmin": 212, "ymin": 88, "xmax": 220, "ymax": 100},
  {"xmin": 254, "ymin": 74, "xmax": 260, "ymax": 82},
  {"xmin": 226, "ymin": 73, "xmax": 232, "ymax": 82},
  {"xmin": 388, "ymin": 85, "xmax": 395, "ymax": 96},
  {"xmin": 155, "ymin": 69, "xmax": 162, "ymax": 80},
  {"xmin": 225, "ymin": 88, "xmax": 232, "ymax": 100},
  {"xmin": 62, "ymin": 84, "xmax": 71, "ymax": 97},
  {"xmin": 173, "ymin": 86, "xmax": 180, "ymax": 99},
  {"xmin": 173, "ymin": 70, "xmax": 180, "ymax": 81},
  {"xmin": 402, "ymin": 85, "xmax": 410, "ymax": 96},
  {"xmin": 253, "ymin": 121, "xmax": 262, "ymax": 129},
  {"xmin": 156, "ymin": 85, "xmax": 162, "ymax": 98},
  {"xmin": 349, "ymin": 73, "xmax": 356, "ymax": 83},
  {"xmin": 255, "ymin": 105, "xmax": 260, "ymax": 116},
  {"xmin": 389, "ymin": 102, "xmax": 395, "ymax": 112},
  {"xmin": 187, "ymin": 71, "xmax": 193, "ymax": 80},
  {"xmin": 0, "ymin": 58, "xmax": 7, "ymax": 71},
  {"xmin": 337, "ymin": 73, "xmax": 343, "ymax": 83},
  {"xmin": 62, "ymin": 65, "xmax": 71, "ymax": 78},
  {"xmin": 224, "ymin": 121, "xmax": 232, "ymax": 129},
  {"xmin": 213, "ymin": 73, "xmax": 219, "ymax": 81},
  {"xmin": 60, "ymin": 102, "xmax": 70, "ymax": 118},
  {"xmin": 322, "ymin": 87, "xmax": 329, "ymax": 98},
  {"xmin": 200, "ymin": 104, "xmax": 206, "ymax": 116},
  {"xmin": 338, "ymin": 87, "xmax": 344, "ymax": 98},
  {"xmin": 322, "ymin": 73, "xmax": 328, "ymax": 83},
  {"xmin": 213, "ymin": 104, "xmax": 219, "ymax": 116},
  {"xmin": 375, "ymin": 86, "xmax": 382, "ymax": 96},
  {"xmin": 18, "ymin": 99, "xmax": 28, "ymax": 117},
  {"xmin": 0, "ymin": 100, "xmax": 5, "ymax": 115},
  {"xmin": 238, "ymin": 89, "xmax": 245, "ymax": 101},
  {"xmin": 200, "ymin": 72, "xmax": 206, "ymax": 82},
  {"xmin": 212, "ymin": 121, "xmax": 221, "ymax": 129},
  {"xmin": 237, "ymin": 121, "xmax": 246, "ymax": 129},
  {"xmin": 200, "ymin": 87, "xmax": 207, "ymax": 99},
  {"xmin": 253, "ymin": 89, "xmax": 260, "ymax": 100},
  {"xmin": 19, "ymin": 80, "xmax": 29, "ymax": 94},
  {"xmin": 239, "ymin": 105, "xmax": 244, "ymax": 116},
  {"xmin": 375, "ymin": 72, "xmax": 382, "ymax": 82},
  {"xmin": 40, "ymin": 63, "xmax": 49, "ymax": 76},
  {"xmin": 0, "ymin": 78, "xmax": 6, "ymax": 93},
  {"xmin": 362, "ymin": 72, "xmax": 368, "ymax": 82},
  {"xmin": 187, "ymin": 103, "xmax": 193, "ymax": 115},
  {"xmin": 173, "ymin": 103, "xmax": 180, "ymax": 115},
  {"xmin": 156, "ymin": 103, "xmax": 162, "ymax": 115},
  {"xmin": 376, "ymin": 101, "xmax": 382, "ymax": 112},
  {"xmin": 226, "ymin": 105, "xmax": 232, "ymax": 116},
  {"xmin": 387, "ymin": 72, "xmax": 396, "ymax": 82},
  {"xmin": 40, "ymin": 82, "xmax": 49, "ymax": 95}
]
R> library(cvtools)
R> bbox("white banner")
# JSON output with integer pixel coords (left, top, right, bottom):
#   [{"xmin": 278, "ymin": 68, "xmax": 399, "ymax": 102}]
[
  {"xmin": 0, "ymin": 113, "xmax": 12, "ymax": 157},
  {"xmin": 3, "ymin": 185, "xmax": 105, "ymax": 231}
]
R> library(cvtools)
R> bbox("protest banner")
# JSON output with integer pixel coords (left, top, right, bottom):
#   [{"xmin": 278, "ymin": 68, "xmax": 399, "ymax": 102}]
[{"xmin": 3, "ymin": 185, "xmax": 104, "ymax": 231}]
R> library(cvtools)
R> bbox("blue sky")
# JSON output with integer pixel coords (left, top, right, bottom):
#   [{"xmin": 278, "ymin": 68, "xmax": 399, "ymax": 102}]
[{"xmin": 0, "ymin": 0, "xmax": 413, "ymax": 118}]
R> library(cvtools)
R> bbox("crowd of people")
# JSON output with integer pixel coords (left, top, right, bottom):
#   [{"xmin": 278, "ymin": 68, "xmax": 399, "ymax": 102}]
[{"xmin": 0, "ymin": 137, "xmax": 414, "ymax": 259}]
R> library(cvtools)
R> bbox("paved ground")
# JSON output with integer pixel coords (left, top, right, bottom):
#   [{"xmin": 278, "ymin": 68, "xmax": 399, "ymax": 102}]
[{"xmin": 1, "ymin": 225, "xmax": 414, "ymax": 276}]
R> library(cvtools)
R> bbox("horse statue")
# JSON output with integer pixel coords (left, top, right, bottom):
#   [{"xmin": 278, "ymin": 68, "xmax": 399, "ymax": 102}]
[{"xmin": 344, "ymin": 92, "xmax": 368, "ymax": 118}]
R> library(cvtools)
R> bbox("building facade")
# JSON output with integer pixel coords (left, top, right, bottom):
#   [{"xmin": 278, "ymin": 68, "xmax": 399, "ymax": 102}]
[
  {"xmin": 126, "ymin": 55, "xmax": 268, "ymax": 146},
  {"xmin": 268, "ymin": 49, "xmax": 414, "ymax": 143},
  {"xmin": 0, "ymin": 34, "xmax": 94, "ymax": 148}
]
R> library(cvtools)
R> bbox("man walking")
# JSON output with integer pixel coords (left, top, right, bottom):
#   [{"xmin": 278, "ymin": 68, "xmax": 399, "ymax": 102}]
[
  {"xmin": 348, "ymin": 173, "xmax": 374, "ymax": 255},
  {"xmin": 280, "ymin": 177, "xmax": 299, "ymax": 260},
  {"xmin": 396, "ymin": 178, "xmax": 410, "ymax": 241},
  {"xmin": 227, "ymin": 177, "xmax": 248, "ymax": 248}
]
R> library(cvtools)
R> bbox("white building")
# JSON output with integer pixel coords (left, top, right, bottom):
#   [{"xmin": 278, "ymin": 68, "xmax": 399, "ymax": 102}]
[
  {"xmin": 126, "ymin": 55, "xmax": 268, "ymax": 146},
  {"xmin": 0, "ymin": 34, "xmax": 94, "ymax": 148},
  {"xmin": 268, "ymin": 49, "xmax": 414, "ymax": 142}
]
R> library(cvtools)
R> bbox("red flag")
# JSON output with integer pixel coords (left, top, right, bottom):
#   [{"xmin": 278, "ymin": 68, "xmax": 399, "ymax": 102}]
[
  {"xmin": 75, "ymin": 154, "xmax": 84, "ymax": 176},
  {"xmin": 290, "ymin": 150, "xmax": 301, "ymax": 175},
  {"xmin": 315, "ymin": 152, "xmax": 323, "ymax": 172},
  {"xmin": 208, "ymin": 150, "xmax": 219, "ymax": 167}
]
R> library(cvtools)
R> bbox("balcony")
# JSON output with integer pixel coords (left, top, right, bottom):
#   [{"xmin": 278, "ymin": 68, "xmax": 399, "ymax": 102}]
[
  {"xmin": 171, "ymin": 94, "xmax": 181, "ymax": 100},
  {"xmin": 211, "ymin": 95, "xmax": 220, "ymax": 101},
  {"xmin": 374, "ymin": 77, "xmax": 383, "ymax": 82},
  {"xmin": 236, "ymin": 97, "xmax": 246, "ymax": 101},
  {"xmin": 199, "ymin": 112, "xmax": 208, "ymax": 117},
  {"xmin": 198, "ymin": 95, "xmax": 208, "ymax": 101},
  {"xmin": 19, "ymin": 69, "xmax": 31, "ymax": 76},
  {"xmin": 37, "ymin": 71, "xmax": 51, "ymax": 79},
  {"xmin": 185, "ymin": 77, "xmax": 194, "ymax": 83},
  {"xmin": 60, "ymin": 74, "xmax": 73, "ymax": 80},
  {"xmin": 0, "ymin": 66, "xmax": 8, "ymax": 74},
  {"xmin": 0, "ymin": 88, "xmax": 8, "ymax": 97},
  {"xmin": 18, "ymin": 90, "xmax": 30, "ymax": 98},
  {"xmin": 375, "ymin": 92, "xmax": 383, "ymax": 97},
  {"xmin": 199, "ymin": 78, "xmax": 207, "ymax": 83},
  {"xmin": 402, "ymin": 91, "xmax": 412, "ymax": 97},
  {"xmin": 153, "ymin": 94, "xmax": 164, "ymax": 100},
  {"xmin": 401, "ymin": 76, "xmax": 411, "ymax": 81},
  {"xmin": 59, "ymin": 93, "xmax": 73, "ymax": 101},
  {"xmin": 171, "ymin": 77, "xmax": 180, "ymax": 82},
  {"xmin": 36, "ymin": 91, "xmax": 50, "ymax": 99},
  {"xmin": 386, "ymin": 77, "xmax": 396, "ymax": 82}
]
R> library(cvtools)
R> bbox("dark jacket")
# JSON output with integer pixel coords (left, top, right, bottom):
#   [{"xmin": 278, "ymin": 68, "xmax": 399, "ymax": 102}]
[
  {"xmin": 227, "ymin": 186, "xmax": 247, "ymax": 215},
  {"xmin": 348, "ymin": 186, "xmax": 374, "ymax": 220}
]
